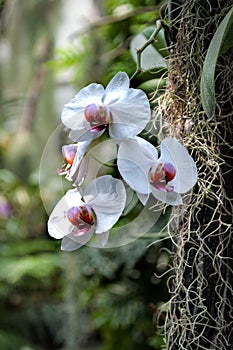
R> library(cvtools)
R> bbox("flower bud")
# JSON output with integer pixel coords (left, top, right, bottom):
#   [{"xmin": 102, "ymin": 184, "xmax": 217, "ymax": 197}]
[{"xmin": 62, "ymin": 145, "xmax": 77, "ymax": 165}]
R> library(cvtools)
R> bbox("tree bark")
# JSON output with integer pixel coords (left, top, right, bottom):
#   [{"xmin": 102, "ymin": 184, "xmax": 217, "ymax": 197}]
[{"xmin": 163, "ymin": 1, "xmax": 233, "ymax": 349}]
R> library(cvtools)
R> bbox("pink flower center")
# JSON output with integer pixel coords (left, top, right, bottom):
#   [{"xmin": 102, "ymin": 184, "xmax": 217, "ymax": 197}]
[
  {"xmin": 150, "ymin": 162, "xmax": 176, "ymax": 192},
  {"xmin": 163, "ymin": 162, "xmax": 176, "ymax": 182},
  {"xmin": 84, "ymin": 104, "xmax": 109, "ymax": 132},
  {"xmin": 62, "ymin": 145, "xmax": 77, "ymax": 165},
  {"xmin": 67, "ymin": 205, "xmax": 95, "ymax": 235}
]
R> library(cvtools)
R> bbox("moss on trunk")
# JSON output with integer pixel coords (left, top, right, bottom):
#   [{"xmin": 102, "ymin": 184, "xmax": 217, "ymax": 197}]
[{"xmin": 160, "ymin": 1, "xmax": 233, "ymax": 349}]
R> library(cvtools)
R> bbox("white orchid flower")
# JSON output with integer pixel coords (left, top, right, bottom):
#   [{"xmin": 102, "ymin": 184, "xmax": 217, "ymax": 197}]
[
  {"xmin": 48, "ymin": 175, "xmax": 126, "ymax": 251},
  {"xmin": 61, "ymin": 72, "xmax": 151, "ymax": 142},
  {"xmin": 117, "ymin": 137, "xmax": 197, "ymax": 205}
]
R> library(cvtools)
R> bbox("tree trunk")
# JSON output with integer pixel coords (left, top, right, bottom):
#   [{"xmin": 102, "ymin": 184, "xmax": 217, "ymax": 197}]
[{"xmin": 162, "ymin": 1, "xmax": 233, "ymax": 349}]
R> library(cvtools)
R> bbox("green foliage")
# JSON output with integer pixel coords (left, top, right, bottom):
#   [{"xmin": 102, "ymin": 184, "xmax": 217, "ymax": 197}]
[
  {"xmin": 0, "ymin": 252, "xmax": 59, "ymax": 284},
  {"xmin": 0, "ymin": 169, "xmax": 62, "ymax": 348},
  {"xmin": 200, "ymin": 7, "xmax": 233, "ymax": 118},
  {"xmin": 0, "ymin": 0, "xmax": 170, "ymax": 349},
  {"xmin": 47, "ymin": 46, "xmax": 81, "ymax": 70},
  {"xmin": 72, "ymin": 240, "xmax": 170, "ymax": 350},
  {"xmin": 0, "ymin": 329, "xmax": 36, "ymax": 350},
  {"xmin": 48, "ymin": 0, "xmax": 165, "ymax": 88},
  {"xmin": 100, "ymin": 1, "xmax": 164, "ymax": 85},
  {"xmin": 46, "ymin": 36, "xmax": 100, "ymax": 86}
]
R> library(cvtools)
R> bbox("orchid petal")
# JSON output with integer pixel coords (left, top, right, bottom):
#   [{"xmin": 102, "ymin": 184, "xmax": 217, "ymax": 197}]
[
  {"xmin": 73, "ymin": 156, "xmax": 90, "ymax": 187},
  {"xmin": 160, "ymin": 138, "xmax": 198, "ymax": 193},
  {"xmin": 136, "ymin": 136, "xmax": 158, "ymax": 160},
  {"xmin": 61, "ymin": 226, "xmax": 95, "ymax": 251},
  {"xmin": 47, "ymin": 189, "xmax": 83, "ymax": 239},
  {"xmin": 94, "ymin": 211, "xmax": 123, "ymax": 234},
  {"xmin": 48, "ymin": 216, "xmax": 73, "ymax": 240},
  {"xmin": 96, "ymin": 231, "xmax": 109, "ymax": 247},
  {"xmin": 83, "ymin": 175, "xmax": 126, "ymax": 233},
  {"xmin": 67, "ymin": 141, "xmax": 90, "ymax": 172},
  {"xmin": 137, "ymin": 192, "xmax": 150, "ymax": 205},
  {"xmin": 103, "ymin": 72, "xmax": 129, "ymax": 104},
  {"xmin": 62, "ymin": 109, "xmax": 88, "ymax": 133},
  {"xmin": 61, "ymin": 237, "xmax": 82, "ymax": 251},
  {"xmin": 109, "ymin": 88, "xmax": 151, "ymax": 138},
  {"xmin": 67, "ymin": 140, "xmax": 91, "ymax": 185},
  {"xmin": 151, "ymin": 185, "xmax": 183, "ymax": 205},
  {"xmin": 84, "ymin": 176, "xmax": 126, "ymax": 213},
  {"xmin": 61, "ymin": 83, "xmax": 104, "ymax": 130},
  {"xmin": 118, "ymin": 159, "xmax": 150, "ymax": 194},
  {"xmin": 117, "ymin": 139, "xmax": 152, "ymax": 194},
  {"xmin": 69, "ymin": 127, "xmax": 105, "ymax": 142}
]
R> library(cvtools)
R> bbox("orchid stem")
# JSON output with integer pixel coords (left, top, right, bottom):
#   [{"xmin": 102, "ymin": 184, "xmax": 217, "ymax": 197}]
[
  {"xmin": 89, "ymin": 153, "xmax": 117, "ymax": 168},
  {"xmin": 130, "ymin": 21, "xmax": 162, "ymax": 81}
]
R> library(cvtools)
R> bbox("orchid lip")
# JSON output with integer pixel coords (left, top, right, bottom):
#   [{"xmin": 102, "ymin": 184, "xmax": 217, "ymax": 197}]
[
  {"xmin": 150, "ymin": 162, "xmax": 176, "ymax": 192},
  {"xmin": 67, "ymin": 205, "xmax": 95, "ymax": 235},
  {"xmin": 90, "ymin": 125, "xmax": 107, "ymax": 132},
  {"xmin": 85, "ymin": 103, "xmax": 109, "ymax": 130},
  {"xmin": 163, "ymin": 162, "xmax": 176, "ymax": 182}
]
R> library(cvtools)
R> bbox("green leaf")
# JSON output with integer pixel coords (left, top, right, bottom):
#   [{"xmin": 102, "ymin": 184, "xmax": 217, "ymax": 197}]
[
  {"xmin": 200, "ymin": 7, "xmax": 233, "ymax": 118},
  {"xmin": 133, "ymin": 67, "xmax": 167, "ymax": 85},
  {"xmin": 138, "ymin": 78, "xmax": 167, "ymax": 92}
]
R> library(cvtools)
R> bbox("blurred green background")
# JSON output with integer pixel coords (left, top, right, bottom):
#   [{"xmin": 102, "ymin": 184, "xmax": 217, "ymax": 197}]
[{"xmin": 0, "ymin": 0, "xmax": 170, "ymax": 349}]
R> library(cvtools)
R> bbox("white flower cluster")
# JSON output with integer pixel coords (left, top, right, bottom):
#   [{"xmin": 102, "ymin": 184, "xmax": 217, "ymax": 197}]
[{"xmin": 48, "ymin": 72, "xmax": 197, "ymax": 251}]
